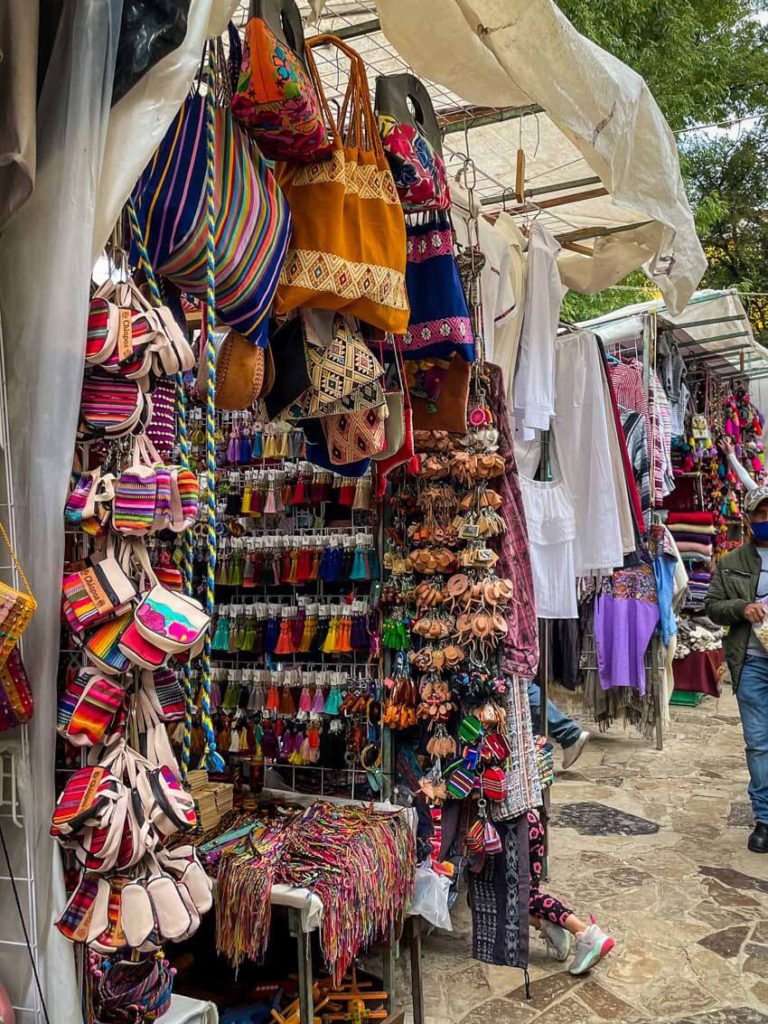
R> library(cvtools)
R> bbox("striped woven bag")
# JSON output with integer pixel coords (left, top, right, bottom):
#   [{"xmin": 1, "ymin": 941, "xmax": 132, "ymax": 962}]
[{"xmin": 130, "ymin": 94, "xmax": 291, "ymax": 348}]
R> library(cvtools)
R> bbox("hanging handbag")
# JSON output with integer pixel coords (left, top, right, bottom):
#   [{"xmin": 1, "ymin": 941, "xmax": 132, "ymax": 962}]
[
  {"xmin": 57, "ymin": 667, "xmax": 127, "ymax": 747},
  {"xmin": 375, "ymin": 73, "xmax": 450, "ymax": 213},
  {"xmin": 80, "ymin": 611, "xmax": 135, "ymax": 677},
  {"xmin": 263, "ymin": 316, "xmax": 312, "ymax": 421},
  {"xmin": 112, "ymin": 435, "xmax": 159, "ymax": 537},
  {"xmin": 78, "ymin": 372, "xmax": 146, "ymax": 439},
  {"xmin": 373, "ymin": 338, "xmax": 406, "ymax": 461},
  {"xmin": 290, "ymin": 312, "xmax": 385, "ymax": 419},
  {"xmin": 65, "ymin": 465, "xmax": 114, "ymax": 535},
  {"xmin": 231, "ymin": 3, "xmax": 332, "ymax": 163},
  {"xmin": 132, "ymin": 542, "xmax": 209, "ymax": 656},
  {"xmin": 410, "ymin": 352, "xmax": 471, "ymax": 433},
  {"xmin": 61, "ymin": 539, "xmax": 136, "ymax": 634},
  {"xmin": 197, "ymin": 329, "xmax": 275, "ymax": 410},
  {"xmin": 140, "ymin": 667, "xmax": 185, "ymax": 722},
  {"xmin": 397, "ymin": 212, "xmax": 474, "ymax": 361},
  {"xmin": 131, "ymin": 86, "xmax": 291, "ymax": 348},
  {"xmin": 0, "ymin": 646, "xmax": 34, "ymax": 729},
  {"xmin": 374, "ymin": 339, "xmax": 415, "ymax": 495},
  {"xmin": 275, "ymin": 35, "xmax": 409, "ymax": 335},
  {"xmin": 0, "ymin": 522, "xmax": 36, "ymax": 670},
  {"xmin": 321, "ymin": 404, "xmax": 388, "ymax": 466}
]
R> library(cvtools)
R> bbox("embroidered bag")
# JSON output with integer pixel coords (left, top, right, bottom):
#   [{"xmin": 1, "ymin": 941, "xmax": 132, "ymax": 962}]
[
  {"xmin": 290, "ymin": 312, "xmax": 385, "ymax": 419},
  {"xmin": 322, "ymin": 404, "xmax": 388, "ymax": 465},
  {"xmin": 131, "ymin": 91, "xmax": 291, "ymax": 348},
  {"xmin": 231, "ymin": 3, "xmax": 332, "ymax": 163},
  {"xmin": 375, "ymin": 73, "xmax": 450, "ymax": 213},
  {"xmin": 396, "ymin": 213, "xmax": 474, "ymax": 361},
  {"xmin": 0, "ymin": 521, "xmax": 37, "ymax": 670},
  {"xmin": 118, "ymin": 619, "xmax": 169, "ymax": 671},
  {"xmin": 275, "ymin": 35, "xmax": 409, "ymax": 334}
]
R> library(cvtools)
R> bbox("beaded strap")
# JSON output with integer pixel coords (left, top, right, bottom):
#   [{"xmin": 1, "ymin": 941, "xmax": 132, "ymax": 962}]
[{"xmin": 199, "ymin": 53, "xmax": 224, "ymax": 774}]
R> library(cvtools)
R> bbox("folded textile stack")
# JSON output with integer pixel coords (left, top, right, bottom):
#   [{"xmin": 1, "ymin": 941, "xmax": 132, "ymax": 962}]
[
  {"xmin": 667, "ymin": 511, "xmax": 715, "ymax": 558},
  {"xmin": 667, "ymin": 512, "xmax": 714, "ymax": 610},
  {"xmin": 686, "ymin": 569, "xmax": 713, "ymax": 611}
]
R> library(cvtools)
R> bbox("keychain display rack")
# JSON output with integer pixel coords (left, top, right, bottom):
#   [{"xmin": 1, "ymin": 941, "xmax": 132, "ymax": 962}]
[{"xmin": 193, "ymin": 404, "xmax": 391, "ymax": 801}]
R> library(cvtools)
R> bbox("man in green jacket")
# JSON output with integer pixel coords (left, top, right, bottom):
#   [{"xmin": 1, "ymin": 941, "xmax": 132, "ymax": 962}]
[{"xmin": 706, "ymin": 486, "xmax": 768, "ymax": 854}]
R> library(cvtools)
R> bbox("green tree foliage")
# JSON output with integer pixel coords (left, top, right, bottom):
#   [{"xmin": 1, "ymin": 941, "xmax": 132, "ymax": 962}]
[
  {"xmin": 556, "ymin": 2, "xmax": 768, "ymax": 329},
  {"xmin": 682, "ymin": 124, "xmax": 768, "ymax": 342},
  {"xmin": 558, "ymin": 0, "xmax": 768, "ymax": 129}
]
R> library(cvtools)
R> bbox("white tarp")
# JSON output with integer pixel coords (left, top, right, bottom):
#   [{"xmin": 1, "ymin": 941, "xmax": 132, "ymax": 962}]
[
  {"xmin": 581, "ymin": 290, "xmax": 764, "ymax": 376},
  {"xmin": 311, "ymin": 0, "xmax": 706, "ymax": 314}
]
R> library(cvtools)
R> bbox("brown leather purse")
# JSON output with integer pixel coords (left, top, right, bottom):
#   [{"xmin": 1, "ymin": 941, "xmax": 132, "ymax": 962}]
[
  {"xmin": 198, "ymin": 330, "xmax": 275, "ymax": 410},
  {"xmin": 410, "ymin": 353, "xmax": 470, "ymax": 433}
]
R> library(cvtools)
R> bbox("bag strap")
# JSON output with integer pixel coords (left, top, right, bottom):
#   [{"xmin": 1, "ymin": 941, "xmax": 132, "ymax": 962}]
[
  {"xmin": 131, "ymin": 540, "xmax": 159, "ymax": 590},
  {"xmin": 304, "ymin": 35, "xmax": 384, "ymax": 158},
  {"xmin": 0, "ymin": 521, "xmax": 32, "ymax": 597}
]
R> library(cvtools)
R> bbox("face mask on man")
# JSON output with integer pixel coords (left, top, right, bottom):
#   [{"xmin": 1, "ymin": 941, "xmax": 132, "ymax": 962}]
[{"xmin": 751, "ymin": 520, "xmax": 768, "ymax": 542}]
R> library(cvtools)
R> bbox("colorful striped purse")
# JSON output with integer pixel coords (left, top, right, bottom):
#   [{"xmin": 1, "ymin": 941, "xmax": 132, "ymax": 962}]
[
  {"xmin": 61, "ymin": 543, "xmax": 136, "ymax": 634},
  {"xmin": 112, "ymin": 435, "xmax": 159, "ymax": 537},
  {"xmin": 57, "ymin": 667, "xmax": 127, "ymax": 747},
  {"xmin": 131, "ymin": 92, "xmax": 291, "ymax": 348}
]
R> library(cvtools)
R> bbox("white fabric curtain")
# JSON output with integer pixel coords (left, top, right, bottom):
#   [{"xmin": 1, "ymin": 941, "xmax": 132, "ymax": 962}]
[
  {"xmin": 0, "ymin": 4, "xmax": 124, "ymax": 1019},
  {"xmin": 0, "ymin": 0, "xmax": 236, "ymax": 1018}
]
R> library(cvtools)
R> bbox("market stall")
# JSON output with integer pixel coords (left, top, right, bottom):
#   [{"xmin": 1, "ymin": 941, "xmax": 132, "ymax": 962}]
[
  {"xmin": 578, "ymin": 291, "xmax": 767, "ymax": 705},
  {"xmin": 0, "ymin": 2, "xmax": 705, "ymax": 1022}
]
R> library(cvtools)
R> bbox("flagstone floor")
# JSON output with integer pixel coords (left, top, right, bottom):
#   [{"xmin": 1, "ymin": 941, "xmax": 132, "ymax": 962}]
[{"xmin": 398, "ymin": 685, "xmax": 768, "ymax": 1024}]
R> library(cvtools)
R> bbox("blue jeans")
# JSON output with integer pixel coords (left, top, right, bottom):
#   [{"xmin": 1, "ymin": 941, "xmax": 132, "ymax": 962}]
[
  {"xmin": 737, "ymin": 656, "xmax": 768, "ymax": 824},
  {"xmin": 527, "ymin": 681, "xmax": 581, "ymax": 749}
]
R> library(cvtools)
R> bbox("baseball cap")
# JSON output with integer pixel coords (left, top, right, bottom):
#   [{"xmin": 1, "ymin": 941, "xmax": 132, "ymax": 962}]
[{"xmin": 744, "ymin": 488, "xmax": 768, "ymax": 515}]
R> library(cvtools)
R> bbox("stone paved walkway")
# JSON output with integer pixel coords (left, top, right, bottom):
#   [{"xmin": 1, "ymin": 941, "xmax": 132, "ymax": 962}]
[{"xmin": 399, "ymin": 685, "xmax": 768, "ymax": 1023}]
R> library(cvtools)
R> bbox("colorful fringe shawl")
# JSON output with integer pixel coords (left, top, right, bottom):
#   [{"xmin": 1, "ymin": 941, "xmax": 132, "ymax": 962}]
[{"xmin": 215, "ymin": 802, "xmax": 415, "ymax": 983}]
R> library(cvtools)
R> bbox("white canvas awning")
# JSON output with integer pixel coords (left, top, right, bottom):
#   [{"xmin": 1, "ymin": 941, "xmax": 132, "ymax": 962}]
[
  {"xmin": 304, "ymin": 0, "xmax": 706, "ymax": 314},
  {"xmin": 580, "ymin": 290, "xmax": 766, "ymax": 379}
]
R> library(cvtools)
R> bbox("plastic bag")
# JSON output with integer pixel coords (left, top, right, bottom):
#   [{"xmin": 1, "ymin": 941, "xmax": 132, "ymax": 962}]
[
  {"xmin": 752, "ymin": 599, "xmax": 768, "ymax": 654},
  {"xmin": 409, "ymin": 861, "xmax": 452, "ymax": 931},
  {"xmin": 112, "ymin": 0, "xmax": 192, "ymax": 104}
]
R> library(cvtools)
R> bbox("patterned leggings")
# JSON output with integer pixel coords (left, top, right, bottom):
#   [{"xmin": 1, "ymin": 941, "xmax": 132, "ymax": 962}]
[{"xmin": 527, "ymin": 810, "xmax": 572, "ymax": 926}]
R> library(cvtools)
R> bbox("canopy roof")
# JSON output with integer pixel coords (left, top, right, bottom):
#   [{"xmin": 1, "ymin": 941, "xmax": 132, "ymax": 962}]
[
  {"xmin": 580, "ymin": 290, "xmax": 767, "ymax": 380},
  {"xmin": 294, "ymin": 0, "xmax": 706, "ymax": 314}
]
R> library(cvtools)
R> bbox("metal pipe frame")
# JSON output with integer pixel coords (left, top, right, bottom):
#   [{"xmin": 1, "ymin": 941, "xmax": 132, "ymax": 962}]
[{"xmin": 676, "ymin": 330, "xmax": 751, "ymax": 348}]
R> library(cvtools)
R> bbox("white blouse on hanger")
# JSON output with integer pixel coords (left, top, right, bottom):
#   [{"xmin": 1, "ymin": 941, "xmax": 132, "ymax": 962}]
[
  {"xmin": 513, "ymin": 222, "xmax": 566, "ymax": 441},
  {"xmin": 450, "ymin": 183, "xmax": 516, "ymax": 361}
]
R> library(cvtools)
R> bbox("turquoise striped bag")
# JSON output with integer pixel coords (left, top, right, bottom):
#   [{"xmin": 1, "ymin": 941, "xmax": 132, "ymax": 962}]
[{"xmin": 130, "ymin": 93, "xmax": 291, "ymax": 348}]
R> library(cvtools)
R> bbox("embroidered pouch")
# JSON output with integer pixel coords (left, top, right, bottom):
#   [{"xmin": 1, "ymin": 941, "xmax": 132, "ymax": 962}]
[{"xmin": 231, "ymin": 8, "xmax": 332, "ymax": 163}]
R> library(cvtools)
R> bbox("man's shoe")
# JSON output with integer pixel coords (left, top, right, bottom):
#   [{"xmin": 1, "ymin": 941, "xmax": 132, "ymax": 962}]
[
  {"xmin": 748, "ymin": 821, "xmax": 768, "ymax": 853},
  {"xmin": 562, "ymin": 731, "xmax": 590, "ymax": 770}
]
